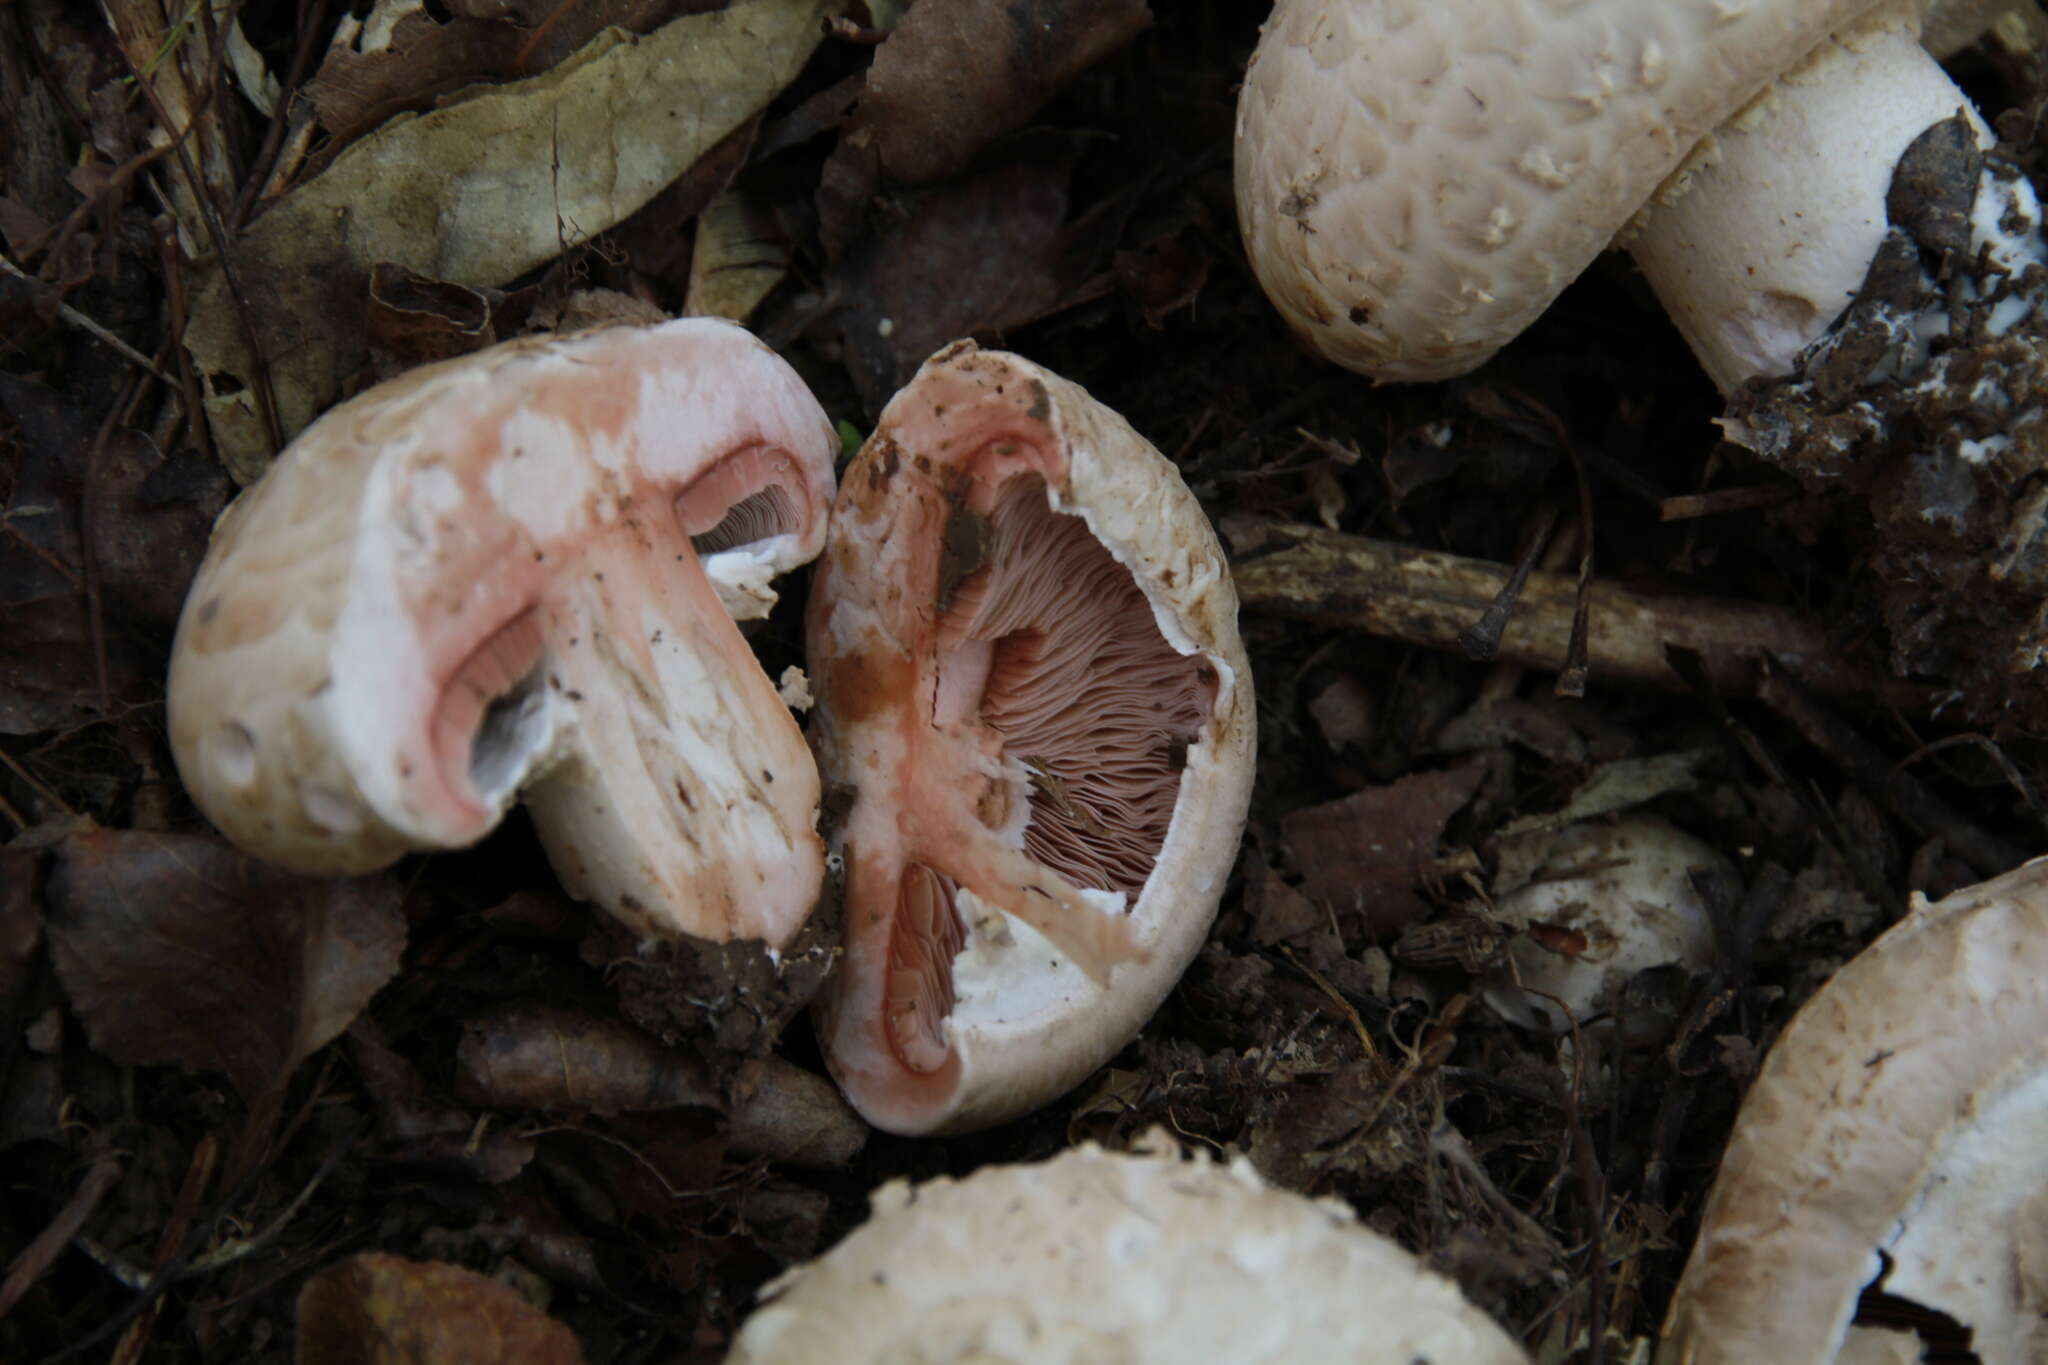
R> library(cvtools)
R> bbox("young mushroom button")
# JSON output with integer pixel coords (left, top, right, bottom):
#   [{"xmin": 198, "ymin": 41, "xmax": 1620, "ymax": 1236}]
[
  {"xmin": 166, "ymin": 318, "xmax": 839, "ymax": 950},
  {"xmin": 1235, "ymin": 0, "xmax": 2045, "ymax": 392},
  {"xmin": 728, "ymin": 1138, "xmax": 1533, "ymax": 1365},
  {"xmin": 1660, "ymin": 856, "xmax": 2048, "ymax": 1364},
  {"xmin": 806, "ymin": 342, "xmax": 1256, "ymax": 1136}
]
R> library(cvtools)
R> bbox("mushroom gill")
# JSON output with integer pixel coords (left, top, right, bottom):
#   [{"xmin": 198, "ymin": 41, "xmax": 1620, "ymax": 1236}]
[{"xmin": 938, "ymin": 474, "xmax": 1214, "ymax": 895}]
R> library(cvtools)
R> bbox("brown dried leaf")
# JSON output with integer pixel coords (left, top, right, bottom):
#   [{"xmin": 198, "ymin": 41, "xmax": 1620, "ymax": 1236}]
[
  {"xmin": 365, "ymin": 263, "xmax": 501, "ymax": 382},
  {"xmin": 817, "ymin": 0, "xmax": 1151, "ymax": 250},
  {"xmin": 827, "ymin": 152, "xmax": 1117, "ymax": 414},
  {"xmin": 300, "ymin": 1, "xmax": 716, "ymax": 164},
  {"xmin": 46, "ymin": 826, "xmax": 405, "ymax": 1101},
  {"xmin": 1279, "ymin": 759, "xmax": 1487, "ymax": 936},
  {"xmin": 296, "ymin": 1253, "xmax": 584, "ymax": 1365}
]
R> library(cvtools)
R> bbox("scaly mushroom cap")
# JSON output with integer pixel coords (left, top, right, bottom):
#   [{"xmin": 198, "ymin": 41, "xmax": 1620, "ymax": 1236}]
[
  {"xmin": 806, "ymin": 342, "xmax": 1255, "ymax": 1135},
  {"xmin": 1484, "ymin": 816, "xmax": 1730, "ymax": 1034},
  {"xmin": 1234, "ymin": 0, "xmax": 1896, "ymax": 382},
  {"xmin": 1660, "ymin": 855, "xmax": 2048, "ymax": 1363},
  {"xmin": 168, "ymin": 318, "xmax": 837, "ymax": 948},
  {"xmin": 728, "ymin": 1137, "xmax": 1532, "ymax": 1365}
]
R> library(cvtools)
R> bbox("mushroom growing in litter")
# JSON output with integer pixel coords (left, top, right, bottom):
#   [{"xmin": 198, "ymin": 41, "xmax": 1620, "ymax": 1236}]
[
  {"xmin": 1235, "ymin": 0, "xmax": 2044, "ymax": 392},
  {"xmin": 806, "ymin": 342, "xmax": 1255, "ymax": 1135},
  {"xmin": 1482, "ymin": 816, "xmax": 1732, "ymax": 1035},
  {"xmin": 1659, "ymin": 855, "xmax": 2048, "ymax": 1364},
  {"xmin": 727, "ymin": 1136, "xmax": 1532, "ymax": 1364},
  {"xmin": 167, "ymin": 318, "xmax": 838, "ymax": 948}
]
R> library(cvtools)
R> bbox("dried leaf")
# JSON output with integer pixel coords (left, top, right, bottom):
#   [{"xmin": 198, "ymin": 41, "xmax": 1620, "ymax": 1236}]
[
  {"xmin": 817, "ymin": 0, "xmax": 1151, "ymax": 249},
  {"xmin": 1279, "ymin": 759, "xmax": 1487, "ymax": 936},
  {"xmin": 827, "ymin": 152, "xmax": 1117, "ymax": 414},
  {"xmin": 185, "ymin": 0, "xmax": 834, "ymax": 478},
  {"xmin": 46, "ymin": 826, "xmax": 405, "ymax": 1101},
  {"xmin": 297, "ymin": 1254, "xmax": 584, "ymax": 1365}
]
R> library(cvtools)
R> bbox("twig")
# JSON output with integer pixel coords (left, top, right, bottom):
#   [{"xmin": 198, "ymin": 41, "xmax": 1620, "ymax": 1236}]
[
  {"xmin": 1225, "ymin": 518, "xmax": 1925, "ymax": 706},
  {"xmin": 0, "ymin": 255, "xmax": 171, "ymax": 381},
  {"xmin": 0, "ymin": 1146, "xmax": 122, "ymax": 1321}
]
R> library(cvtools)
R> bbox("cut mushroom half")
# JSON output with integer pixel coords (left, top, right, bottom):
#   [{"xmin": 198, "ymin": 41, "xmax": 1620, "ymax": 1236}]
[
  {"xmin": 1659, "ymin": 855, "xmax": 2048, "ymax": 1364},
  {"xmin": 728, "ymin": 1136, "xmax": 1532, "ymax": 1364},
  {"xmin": 806, "ymin": 342, "xmax": 1255, "ymax": 1135},
  {"xmin": 167, "ymin": 318, "xmax": 838, "ymax": 949}
]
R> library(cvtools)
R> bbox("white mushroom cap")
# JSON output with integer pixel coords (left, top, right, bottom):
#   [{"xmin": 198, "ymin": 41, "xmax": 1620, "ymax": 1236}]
[
  {"xmin": 1659, "ymin": 855, "xmax": 2048, "ymax": 1364},
  {"xmin": 167, "ymin": 318, "xmax": 838, "ymax": 948},
  {"xmin": 1235, "ymin": 0, "xmax": 2041, "ymax": 389},
  {"xmin": 806, "ymin": 343, "xmax": 1256, "ymax": 1135},
  {"xmin": 727, "ymin": 1137, "xmax": 1532, "ymax": 1365},
  {"xmin": 1483, "ymin": 816, "xmax": 1731, "ymax": 1034}
]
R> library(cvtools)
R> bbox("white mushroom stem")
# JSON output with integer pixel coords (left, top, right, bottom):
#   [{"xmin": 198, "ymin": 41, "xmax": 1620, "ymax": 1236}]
[{"xmin": 1628, "ymin": 6, "xmax": 2044, "ymax": 391}]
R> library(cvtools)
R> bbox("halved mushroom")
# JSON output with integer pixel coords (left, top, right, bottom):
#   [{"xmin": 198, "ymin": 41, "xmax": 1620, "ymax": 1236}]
[
  {"xmin": 728, "ymin": 1136, "xmax": 1532, "ymax": 1364},
  {"xmin": 167, "ymin": 318, "xmax": 838, "ymax": 948},
  {"xmin": 806, "ymin": 342, "xmax": 1255, "ymax": 1135},
  {"xmin": 1659, "ymin": 855, "xmax": 2048, "ymax": 1364}
]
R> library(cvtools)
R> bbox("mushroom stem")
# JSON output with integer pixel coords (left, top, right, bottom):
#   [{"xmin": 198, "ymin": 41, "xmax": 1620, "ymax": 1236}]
[{"xmin": 1627, "ymin": 5, "xmax": 2044, "ymax": 391}]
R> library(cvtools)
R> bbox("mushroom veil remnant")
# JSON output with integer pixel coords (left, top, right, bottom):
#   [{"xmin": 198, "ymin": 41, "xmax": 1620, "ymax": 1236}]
[
  {"xmin": 167, "ymin": 318, "xmax": 838, "ymax": 949},
  {"xmin": 1235, "ymin": 0, "xmax": 2044, "ymax": 392},
  {"xmin": 1660, "ymin": 856, "xmax": 2048, "ymax": 1364},
  {"xmin": 728, "ymin": 1137, "xmax": 1532, "ymax": 1364},
  {"xmin": 807, "ymin": 343, "xmax": 1255, "ymax": 1135}
]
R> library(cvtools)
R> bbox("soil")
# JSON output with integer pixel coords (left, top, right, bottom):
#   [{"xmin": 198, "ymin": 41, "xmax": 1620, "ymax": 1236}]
[{"xmin": 4, "ymin": 3, "xmax": 2046, "ymax": 1362}]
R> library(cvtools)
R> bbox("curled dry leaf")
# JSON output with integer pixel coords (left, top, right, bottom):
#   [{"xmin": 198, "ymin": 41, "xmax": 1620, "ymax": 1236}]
[
  {"xmin": 1661, "ymin": 855, "xmax": 2048, "ymax": 1363},
  {"xmin": 807, "ymin": 342, "xmax": 1254, "ymax": 1135},
  {"xmin": 297, "ymin": 1253, "xmax": 584, "ymax": 1365},
  {"xmin": 45, "ymin": 825, "xmax": 404, "ymax": 1102}
]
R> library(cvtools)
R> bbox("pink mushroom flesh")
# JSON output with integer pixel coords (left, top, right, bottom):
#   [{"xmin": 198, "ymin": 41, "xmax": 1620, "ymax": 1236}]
[
  {"xmin": 402, "ymin": 442, "xmax": 818, "ymax": 838},
  {"xmin": 854, "ymin": 465, "xmax": 1216, "ymax": 1075}
]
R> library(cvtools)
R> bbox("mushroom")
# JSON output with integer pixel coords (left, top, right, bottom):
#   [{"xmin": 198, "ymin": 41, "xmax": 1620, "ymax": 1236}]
[
  {"xmin": 727, "ymin": 1136, "xmax": 1533, "ymax": 1364},
  {"xmin": 806, "ymin": 342, "xmax": 1255, "ymax": 1135},
  {"xmin": 1482, "ymin": 816, "xmax": 1732, "ymax": 1036},
  {"xmin": 1659, "ymin": 855, "xmax": 2048, "ymax": 1364},
  {"xmin": 167, "ymin": 317, "xmax": 838, "ymax": 948},
  {"xmin": 1235, "ymin": 0, "xmax": 2044, "ymax": 392}
]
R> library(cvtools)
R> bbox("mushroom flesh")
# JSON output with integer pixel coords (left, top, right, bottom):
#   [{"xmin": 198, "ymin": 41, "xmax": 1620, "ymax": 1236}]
[
  {"xmin": 167, "ymin": 318, "xmax": 838, "ymax": 948},
  {"xmin": 727, "ymin": 1136, "xmax": 1532, "ymax": 1365},
  {"xmin": 806, "ymin": 342, "xmax": 1256, "ymax": 1135},
  {"xmin": 1235, "ymin": 0, "xmax": 2044, "ymax": 391},
  {"xmin": 1659, "ymin": 855, "xmax": 2048, "ymax": 1363}
]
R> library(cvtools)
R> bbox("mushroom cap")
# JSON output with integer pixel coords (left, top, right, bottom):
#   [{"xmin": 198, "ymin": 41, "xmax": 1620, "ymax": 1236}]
[
  {"xmin": 167, "ymin": 317, "xmax": 837, "ymax": 947},
  {"xmin": 1483, "ymin": 816, "xmax": 1729, "ymax": 1034},
  {"xmin": 1233, "ymin": 0, "xmax": 1899, "ymax": 382},
  {"xmin": 806, "ymin": 342, "xmax": 1255, "ymax": 1135},
  {"xmin": 727, "ymin": 1137, "xmax": 1532, "ymax": 1365},
  {"xmin": 1659, "ymin": 855, "xmax": 2048, "ymax": 1363}
]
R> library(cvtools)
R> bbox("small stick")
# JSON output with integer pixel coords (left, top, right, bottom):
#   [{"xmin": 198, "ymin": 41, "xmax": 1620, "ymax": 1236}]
[{"xmin": 1225, "ymin": 518, "xmax": 1922, "ymax": 706}]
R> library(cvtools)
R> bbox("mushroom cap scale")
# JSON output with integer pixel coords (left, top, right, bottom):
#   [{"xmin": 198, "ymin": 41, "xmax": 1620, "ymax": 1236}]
[
  {"xmin": 727, "ymin": 1138, "xmax": 1531, "ymax": 1364},
  {"xmin": 168, "ymin": 317, "xmax": 837, "ymax": 948},
  {"xmin": 807, "ymin": 342, "xmax": 1255, "ymax": 1135},
  {"xmin": 1234, "ymin": 0, "xmax": 1900, "ymax": 382},
  {"xmin": 1659, "ymin": 855, "xmax": 2048, "ymax": 1363}
]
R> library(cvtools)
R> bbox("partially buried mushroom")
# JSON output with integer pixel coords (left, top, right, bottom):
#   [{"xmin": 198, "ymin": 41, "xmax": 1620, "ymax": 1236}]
[
  {"xmin": 727, "ymin": 1136, "xmax": 1532, "ymax": 1364},
  {"xmin": 1659, "ymin": 855, "xmax": 2048, "ymax": 1364},
  {"xmin": 807, "ymin": 342, "xmax": 1255, "ymax": 1135},
  {"xmin": 1235, "ymin": 0, "xmax": 2044, "ymax": 392},
  {"xmin": 167, "ymin": 317, "xmax": 838, "ymax": 949}
]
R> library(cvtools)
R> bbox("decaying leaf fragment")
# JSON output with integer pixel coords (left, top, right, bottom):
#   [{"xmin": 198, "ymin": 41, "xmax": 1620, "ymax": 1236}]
[
  {"xmin": 183, "ymin": 0, "xmax": 834, "ymax": 479},
  {"xmin": 45, "ymin": 825, "xmax": 405, "ymax": 1102}
]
